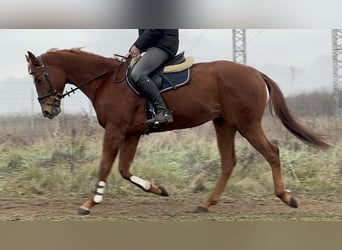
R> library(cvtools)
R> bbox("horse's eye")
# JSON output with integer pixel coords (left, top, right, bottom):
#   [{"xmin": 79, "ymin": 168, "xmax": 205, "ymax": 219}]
[{"xmin": 35, "ymin": 78, "xmax": 42, "ymax": 84}]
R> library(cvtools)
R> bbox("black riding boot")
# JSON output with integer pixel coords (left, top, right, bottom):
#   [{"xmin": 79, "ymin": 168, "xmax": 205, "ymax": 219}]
[{"xmin": 136, "ymin": 75, "xmax": 174, "ymax": 125}]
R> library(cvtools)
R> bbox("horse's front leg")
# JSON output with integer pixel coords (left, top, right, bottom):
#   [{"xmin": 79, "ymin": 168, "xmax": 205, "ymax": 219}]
[
  {"xmin": 118, "ymin": 134, "xmax": 169, "ymax": 196},
  {"xmin": 78, "ymin": 129, "xmax": 124, "ymax": 215}
]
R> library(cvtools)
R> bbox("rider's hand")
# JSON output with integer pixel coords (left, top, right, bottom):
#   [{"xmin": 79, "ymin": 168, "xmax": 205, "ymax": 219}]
[
  {"xmin": 124, "ymin": 52, "xmax": 131, "ymax": 58},
  {"xmin": 129, "ymin": 45, "xmax": 140, "ymax": 57}
]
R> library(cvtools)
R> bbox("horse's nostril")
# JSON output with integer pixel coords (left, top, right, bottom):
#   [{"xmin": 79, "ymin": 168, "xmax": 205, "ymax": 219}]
[{"xmin": 43, "ymin": 110, "xmax": 50, "ymax": 117}]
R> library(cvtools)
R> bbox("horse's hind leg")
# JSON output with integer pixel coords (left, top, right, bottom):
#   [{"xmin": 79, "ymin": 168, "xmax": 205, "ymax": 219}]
[
  {"xmin": 118, "ymin": 134, "xmax": 169, "ymax": 197},
  {"xmin": 195, "ymin": 119, "xmax": 237, "ymax": 212},
  {"xmin": 239, "ymin": 122, "xmax": 298, "ymax": 208}
]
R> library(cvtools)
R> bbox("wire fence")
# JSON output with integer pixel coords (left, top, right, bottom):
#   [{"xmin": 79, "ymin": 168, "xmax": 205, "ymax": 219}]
[
  {"xmin": 0, "ymin": 81, "xmax": 95, "ymax": 116},
  {"xmin": 0, "ymin": 78, "xmax": 340, "ymax": 140}
]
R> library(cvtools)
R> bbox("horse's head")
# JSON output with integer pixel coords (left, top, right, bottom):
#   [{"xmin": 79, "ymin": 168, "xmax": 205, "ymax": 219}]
[{"xmin": 26, "ymin": 51, "xmax": 66, "ymax": 119}]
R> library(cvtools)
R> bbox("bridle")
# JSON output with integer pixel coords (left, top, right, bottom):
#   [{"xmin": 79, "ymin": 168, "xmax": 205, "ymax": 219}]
[
  {"xmin": 30, "ymin": 56, "xmax": 64, "ymax": 103},
  {"xmin": 30, "ymin": 54, "xmax": 129, "ymax": 103}
]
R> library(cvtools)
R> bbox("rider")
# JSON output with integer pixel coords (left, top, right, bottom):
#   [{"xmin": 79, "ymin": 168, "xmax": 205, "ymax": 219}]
[{"xmin": 127, "ymin": 29, "xmax": 179, "ymax": 125}]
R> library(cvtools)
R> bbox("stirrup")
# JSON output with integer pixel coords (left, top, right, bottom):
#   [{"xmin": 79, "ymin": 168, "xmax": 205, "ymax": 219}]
[{"xmin": 146, "ymin": 111, "xmax": 174, "ymax": 127}]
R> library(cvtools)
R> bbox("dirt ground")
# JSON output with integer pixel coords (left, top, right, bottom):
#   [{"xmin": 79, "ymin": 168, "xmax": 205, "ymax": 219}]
[{"xmin": 0, "ymin": 194, "xmax": 340, "ymax": 221}]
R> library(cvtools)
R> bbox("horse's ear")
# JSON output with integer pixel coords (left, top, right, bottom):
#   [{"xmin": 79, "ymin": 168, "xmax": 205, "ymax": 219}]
[{"xmin": 26, "ymin": 51, "xmax": 40, "ymax": 66}]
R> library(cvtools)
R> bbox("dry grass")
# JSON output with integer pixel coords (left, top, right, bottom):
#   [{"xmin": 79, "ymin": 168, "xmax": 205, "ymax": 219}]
[{"xmin": 0, "ymin": 114, "xmax": 341, "ymax": 198}]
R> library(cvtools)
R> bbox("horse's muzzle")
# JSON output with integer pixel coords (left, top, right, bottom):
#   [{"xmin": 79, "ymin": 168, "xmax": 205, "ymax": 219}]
[{"xmin": 41, "ymin": 103, "xmax": 61, "ymax": 119}]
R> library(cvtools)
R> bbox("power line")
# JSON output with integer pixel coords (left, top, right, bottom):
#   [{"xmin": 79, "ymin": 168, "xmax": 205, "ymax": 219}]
[
  {"xmin": 187, "ymin": 29, "xmax": 209, "ymax": 54},
  {"xmin": 247, "ymin": 30, "xmax": 264, "ymax": 44}
]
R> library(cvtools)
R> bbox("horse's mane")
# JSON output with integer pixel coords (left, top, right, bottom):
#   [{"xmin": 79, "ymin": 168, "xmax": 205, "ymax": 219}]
[
  {"xmin": 47, "ymin": 47, "xmax": 94, "ymax": 55},
  {"xmin": 45, "ymin": 48, "xmax": 121, "ymax": 63}
]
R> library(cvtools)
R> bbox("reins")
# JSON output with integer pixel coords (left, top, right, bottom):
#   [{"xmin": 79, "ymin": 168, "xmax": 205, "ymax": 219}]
[
  {"xmin": 62, "ymin": 69, "xmax": 112, "ymax": 98},
  {"xmin": 112, "ymin": 54, "xmax": 130, "ymax": 84},
  {"xmin": 63, "ymin": 55, "xmax": 130, "ymax": 97}
]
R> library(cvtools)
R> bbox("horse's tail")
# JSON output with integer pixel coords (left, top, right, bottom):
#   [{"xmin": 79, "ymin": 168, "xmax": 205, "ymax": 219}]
[{"xmin": 260, "ymin": 72, "xmax": 331, "ymax": 150}]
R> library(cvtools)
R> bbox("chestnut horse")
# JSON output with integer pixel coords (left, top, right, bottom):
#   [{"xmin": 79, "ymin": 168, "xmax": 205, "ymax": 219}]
[{"xmin": 26, "ymin": 49, "xmax": 329, "ymax": 215}]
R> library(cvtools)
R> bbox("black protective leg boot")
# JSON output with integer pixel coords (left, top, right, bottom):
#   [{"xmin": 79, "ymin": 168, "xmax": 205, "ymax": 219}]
[{"xmin": 136, "ymin": 76, "xmax": 173, "ymax": 125}]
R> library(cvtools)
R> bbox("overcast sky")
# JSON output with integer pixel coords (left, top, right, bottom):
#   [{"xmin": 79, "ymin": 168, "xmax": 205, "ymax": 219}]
[
  {"xmin": 0, "ymin": 29, "xmax": 335, "ymax": 114},
  {"xmin": 1, "ymin": 29, "xmax": 333, "ymax": 87}
]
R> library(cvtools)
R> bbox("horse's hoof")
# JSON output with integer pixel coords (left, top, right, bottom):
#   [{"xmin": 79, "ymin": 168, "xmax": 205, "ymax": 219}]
[
  {"xmin": 193, "ymin": 206, "xmax": 209, "ymax": 213},
  {"xmin": 78, "ymin": 207, "xmax": 90, "ymax": 215},
  {"xmin": 289, "ymin": 197, "xmax": 298, "ymax": 208},
  {"xmin": 159, "ymin": 186, "xmax": 169, "ymax": 196}
]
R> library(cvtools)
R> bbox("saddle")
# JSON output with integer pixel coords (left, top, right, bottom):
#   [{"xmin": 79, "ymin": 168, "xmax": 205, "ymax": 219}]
[{"xmin": 126, "ymin": 51, "xmax": 193, "ymax": 96}]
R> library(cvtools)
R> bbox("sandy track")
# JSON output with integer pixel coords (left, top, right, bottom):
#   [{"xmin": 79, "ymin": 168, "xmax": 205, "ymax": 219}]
[{"xmin": 0, "ymin": 194, "xmax": 340, "ymax": 221}]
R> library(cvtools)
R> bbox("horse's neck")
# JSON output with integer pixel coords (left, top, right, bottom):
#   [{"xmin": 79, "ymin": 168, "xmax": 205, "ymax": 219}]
[
  {"xmin": 49, "ymin": 52, "xmax": 116, "ymax": 99},
  {"xmin": 65, "ymin": 54, "xmax": 112, "ymax": 81}
]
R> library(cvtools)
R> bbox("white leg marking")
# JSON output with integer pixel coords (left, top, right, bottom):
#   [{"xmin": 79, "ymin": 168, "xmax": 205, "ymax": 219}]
[
  {"xmin": 93, "ymin": 181, "xmax": 106, "ymax": 203},
  {"xmin": 130, "ymin": 175, "xmax": 151, "ymax": 191}
]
